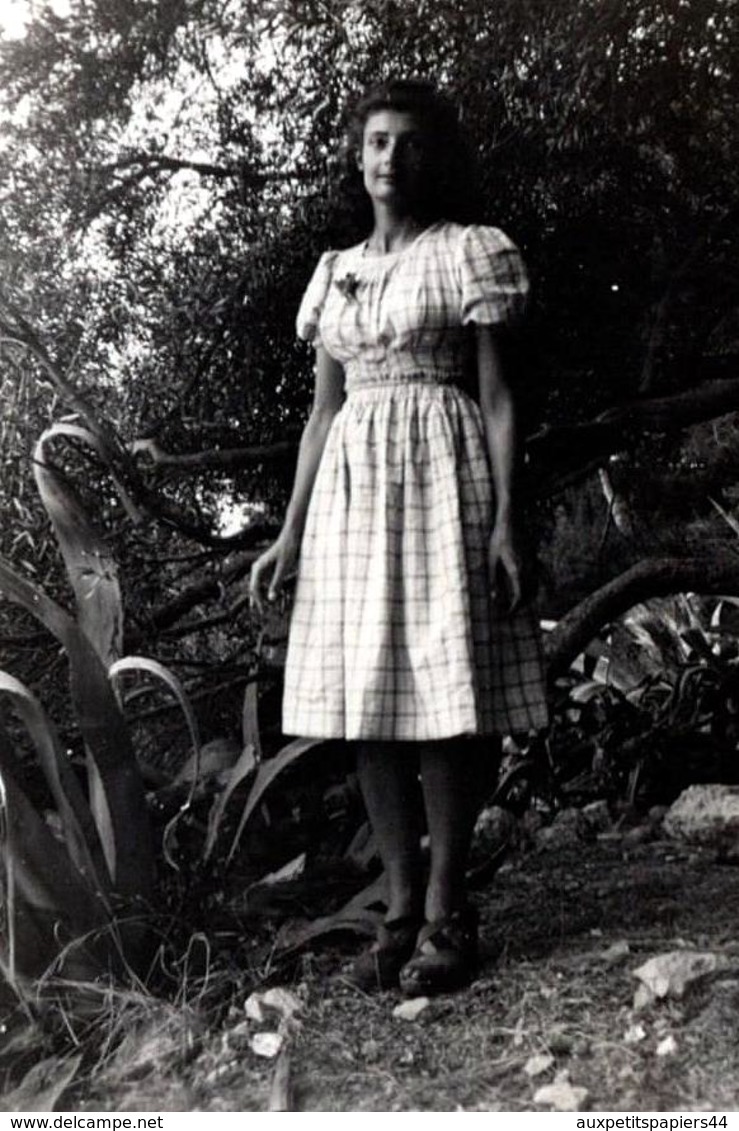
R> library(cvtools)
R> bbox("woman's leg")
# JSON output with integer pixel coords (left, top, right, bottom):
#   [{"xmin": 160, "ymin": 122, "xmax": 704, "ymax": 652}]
[
  {"xmin": 419, "ymin": 737, "xmax": 501, "ymax": 922},
  {"xmin": 355, "ymin": 741, "xmax": 425, "ymax": 921},
  {"xmin": 395, "ymin": 737, "xmax": 502, "ymax": 994}
]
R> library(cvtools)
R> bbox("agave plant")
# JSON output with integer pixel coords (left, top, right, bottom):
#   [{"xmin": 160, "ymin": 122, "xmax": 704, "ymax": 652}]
[
  {"xmin": 0, "ymin": 422, "xmax": 331, "ymax": 996},
  {"xmin": 0, "ymin": 425, "xmax": 154, "ymax": 992}
]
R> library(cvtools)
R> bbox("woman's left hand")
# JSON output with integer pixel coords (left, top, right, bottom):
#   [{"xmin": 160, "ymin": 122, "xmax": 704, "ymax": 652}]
[{"xmin": 488, "ymin": 520, "xmax": 523, "ymax": 613}]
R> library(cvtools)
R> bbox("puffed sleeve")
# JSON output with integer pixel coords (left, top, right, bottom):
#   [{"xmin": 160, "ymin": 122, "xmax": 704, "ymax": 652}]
[
  {"xmin": 295, "ymin": 250, "xmax": 339, "ymax": 346},
  {"xmin": 457, "ymin": 225, "xmax": 529, "ymax": 327}
]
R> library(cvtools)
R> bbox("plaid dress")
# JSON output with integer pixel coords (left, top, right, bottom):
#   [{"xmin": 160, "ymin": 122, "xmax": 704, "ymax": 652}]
[{"xmin": 282, "ymin": 221, "xmax": 548, "ymax": 741}]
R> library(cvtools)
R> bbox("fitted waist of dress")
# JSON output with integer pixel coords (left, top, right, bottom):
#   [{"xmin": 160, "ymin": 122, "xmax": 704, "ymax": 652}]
[{"xmin": 344, "ymin": 368, "xmax": 462, "ymax": 395}]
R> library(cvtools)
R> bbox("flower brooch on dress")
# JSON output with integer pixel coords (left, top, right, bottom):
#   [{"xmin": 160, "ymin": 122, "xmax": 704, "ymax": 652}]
[{"xmin": 334, "ymin": 272, "xmax": 363, "ymax": 301}]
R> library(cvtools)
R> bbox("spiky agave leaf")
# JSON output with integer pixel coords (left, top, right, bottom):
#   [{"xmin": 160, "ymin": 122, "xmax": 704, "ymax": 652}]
[
  {"xmin": 226, "ymin": 738, "xmax": 322, "ymax": 866},
  {"xmin": 109, "ymin": 657, "xmax": 202, "ymax": 771},
  {"xmin": 109, "ymin": 657, "xmax": 202, "ymax": 871},
  {"xmin": 241, "ymin": 681, "xmax": 263, "ymax": 764},
  {"xmin": 33, "ymin": 424, "xmax": 125, "ymax": 668},
  {"xmin": 203, "ymin": 742, "xmax": 258, "ymax": 861},
  {"xmin": 0, "ymin": 558, "xmax": 153, "ymax": 903},
  {"xmin": 0, "ymin": 767, "xmax": 17, "ymax": 992},
  {"xmin": 0, "ymin": 750, "xmax": 110, "ymax": 984},
  {"xmin": 0, "ymin": 1053, "xmax": 84, "ymax": 1112},
  {"xmin": 0, "ymin": 674, "xmax": 107, "ymax": 891},
  {"xmin": 274, "ymin": 872, "xmax": 388, "ymax": 955},
  {"xmin": 203, "ymin": 681, "xmax": 262, "ymax": 861}
]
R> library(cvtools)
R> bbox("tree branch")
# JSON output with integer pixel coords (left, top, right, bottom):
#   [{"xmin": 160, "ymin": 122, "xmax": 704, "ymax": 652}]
[
  {"xmin": 125, "ymin": 549, "xmax": 260, "ymax": 642},
  {"xmin": 545, "ymin": 552, "xmax": 739, "ymax": 677},
  {"xmin": 131, "ymin": 436, "xmax": 298, "ymax": 470},
  {"xmin": 93, "ymin": 153, "xmax": 310, "ymax": 185},
  {"xmin": 528, "ymin": 375, "xmax": 739, "ymax": 490}
]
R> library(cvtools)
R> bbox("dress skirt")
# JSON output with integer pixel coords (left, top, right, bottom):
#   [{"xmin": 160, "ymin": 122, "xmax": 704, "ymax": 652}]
[{"xmin": 282, "ymin": 377, "xmax": 549, "ymax": 741}]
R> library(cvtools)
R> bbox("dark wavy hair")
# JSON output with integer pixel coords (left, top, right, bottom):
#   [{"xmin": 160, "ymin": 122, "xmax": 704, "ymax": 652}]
[{"xmin": 340, "ymin": 78, "xmax": 481, "ymax": 229}]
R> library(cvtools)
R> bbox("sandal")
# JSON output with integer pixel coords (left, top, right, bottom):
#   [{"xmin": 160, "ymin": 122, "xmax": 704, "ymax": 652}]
[
  {"xmin": 346, "ymin": 916, "xmax": 420, "ymax": 992},
  {"xmin": 399, "ymin": 906, "xmax": 479, "ymax": 996}
]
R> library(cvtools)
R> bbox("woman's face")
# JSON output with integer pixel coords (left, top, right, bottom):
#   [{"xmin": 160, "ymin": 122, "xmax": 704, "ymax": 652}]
[{"xmin": 358, "ymin": 109, "xmax": 429, "ymax": 211}]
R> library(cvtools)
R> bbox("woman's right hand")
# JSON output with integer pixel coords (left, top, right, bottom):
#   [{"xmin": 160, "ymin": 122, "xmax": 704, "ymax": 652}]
[{"xmin": 249, "ymin": 530, "xmax": 300, "ymax": 615}]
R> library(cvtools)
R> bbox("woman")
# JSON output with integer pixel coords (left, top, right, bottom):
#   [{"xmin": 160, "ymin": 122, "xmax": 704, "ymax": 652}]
[{"xmin": 250, "ymin": 79, "xmax": 548, "ymax": 994}]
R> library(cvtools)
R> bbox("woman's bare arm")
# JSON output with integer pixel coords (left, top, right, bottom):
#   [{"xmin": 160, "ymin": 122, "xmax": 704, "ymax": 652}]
[
  {"xmin": 475, "ymin": 325, "xmax": 521, "ymax": 610},
  {"xmin": 250, "ymin": 346, "xmax": 345, "ymax": 611}
]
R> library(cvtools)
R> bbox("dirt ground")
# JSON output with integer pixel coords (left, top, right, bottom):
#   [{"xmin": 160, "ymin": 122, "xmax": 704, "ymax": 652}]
[{"xmin": 59, "ymin": 828, "xmax": 739, "ymax": 1113}]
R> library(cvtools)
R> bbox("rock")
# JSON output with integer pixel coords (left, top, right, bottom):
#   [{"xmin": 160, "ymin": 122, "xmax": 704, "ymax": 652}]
[
  {"xmin": 534, "ymin": 1073, "xmax": 589, "ymax": 1111},
  {"xmin": 245, "ymin": 987, "xmax": 302, "ymax": 1025},
  {"xmin": 663, "ymin": 784, "xmax": 739, "ymax": 860},
  {"xmin": 623, "ymin": 1023, "xmax": 647, "ymax": 1044},
  {"xmin": 582, "ymin": 800, "xmax": 613, "ymax": 833},
  {"xmin": 632, "ymin": 950, "xmax": 733, "ymax": 1008},
  {"xmin": 474, "ymin": 805, "xmax": 517, "ymax": 852},
  {"xmin": 250, "ymin": 1031, "xmax": 284, "ymax": 1059},
  {"xmin": 393, "ymin": 997, "xmax": 431, "ymax": 1021},
  {"xmin": 536, "ymin": 808, "xmax": 591, "ymax": 851},
  {"xmin": 524, "ymin": 1053, "xmax": 555, "ymax": 1078},
  {"xmin": 262, "ymin": 987, "xmax": 303, "ymax": 1020},
  {"xmin": 601, "ymin": 940, "xmax": 631, "ymax": 965},
  {"xmin": 245, "ymin": 993, "xmax": 266, "ymax": 1023}
]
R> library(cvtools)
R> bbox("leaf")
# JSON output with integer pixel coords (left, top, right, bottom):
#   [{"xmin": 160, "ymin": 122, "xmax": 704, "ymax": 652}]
[
  {"xmin": 254, "ymin": 852, "xmax": 306, "ymax": 886},
  {"xmin": 709, "ymin": 495, "xmax": 739, "ymax": 541},
  {"xmin": 0, "ymin": 1053, "xmax": 83, "ymax": 1112},
  {"xmin": 0, "ymin": 673, "xmax": 107, "ymax": 891},
  {"xmin": 279, "ymin": 911, "xmax": 382, "ymax": 954},
  {"xmin": 110, "ymin": 656, "xmax": 202, "ymax": 781},
  {"xmin": 0, "ymin": 557, "xmax": 152, "ymax": 903},
  {"xmin": 241, "ymin": 681, "xmax": 263, "ymax": 764},
  {"xmin": 0, "ymin": 757, "xmax": 109, "ymax": 982},
  {"xmin": 119, "ymin": 656, "xmax": 201, "ymax": 743},
  {"xmin": 343, "ymin": 820, "xmax": 377, "ymax": 870},
  {"xmin": 203, "ymin": 742, "xmax": 258, "ymax": 861},
  {"xmin": 111, "ymin": 657, "xmax": 203, "ymax": 872},
  {"xmin": 274, "ymin": 871, "xmax": 388, "ymax": 955},
  {"xmin": 34, "ymin": 426, "xmax": 125, "ymax": 667},
  {"xmin": 226, "ymin": 738, "xmax": 322, "ymax": 865},
  {"xmin": 569, "ymin": 680, "xmax": 610, "ymax": 704},
  {"xmin": 37, "ymin": 421, "xmax": 142, "ymax": 519}
]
